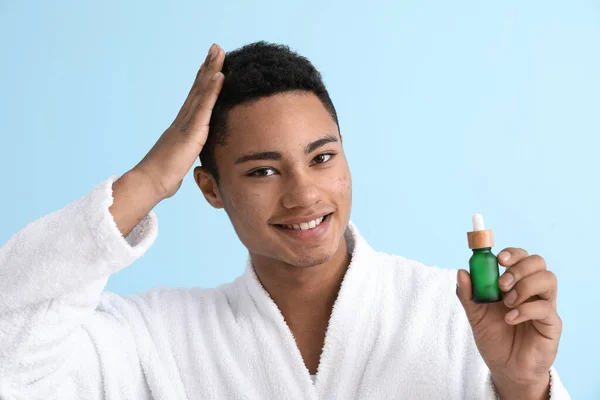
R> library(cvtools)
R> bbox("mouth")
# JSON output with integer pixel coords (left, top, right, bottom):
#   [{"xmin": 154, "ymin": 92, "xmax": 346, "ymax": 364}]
[
  {"xmin": 272, "ymin": 213, "xmax": 334, "ymax": 240},
  {"xmin": 274, "ymin": 213, "xmax": 332, "ymax": 231}
]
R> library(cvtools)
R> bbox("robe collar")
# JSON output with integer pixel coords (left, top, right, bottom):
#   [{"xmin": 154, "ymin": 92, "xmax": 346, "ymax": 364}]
[{"xmin": 242, "ymin": 221, "xmax": 383, "ymax": 398}]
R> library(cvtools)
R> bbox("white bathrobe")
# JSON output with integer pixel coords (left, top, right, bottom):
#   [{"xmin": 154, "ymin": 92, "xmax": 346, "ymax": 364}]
[{"xmin": 0, "ymin": 176, "xmax": 570, "ymax": 400}]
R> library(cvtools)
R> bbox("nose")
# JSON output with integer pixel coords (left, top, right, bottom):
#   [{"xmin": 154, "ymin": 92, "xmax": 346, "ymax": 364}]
[{"xmin": 280, "ymin": 169, "xmax": 321, "ymax": 210}]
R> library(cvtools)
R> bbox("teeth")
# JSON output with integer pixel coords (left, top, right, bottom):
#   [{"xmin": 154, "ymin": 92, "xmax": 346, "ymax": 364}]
[{"xmin": 282, "ymin": 215, "xmax": 326, "ymax": 231}]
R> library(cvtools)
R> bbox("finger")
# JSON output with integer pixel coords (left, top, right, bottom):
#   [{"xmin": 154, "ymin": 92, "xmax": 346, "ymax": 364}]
[
  {"xmin": 185, "ymin": 44, "xmax": 219, "ymax": 103},
  {"xmin": 173, "ymin": 44, "xmax": 220, "ymax": 125},
  {"xmin": 185, "ymin": 47, "xmax": 226, "ymax": 133},
  {"xmin": 194, "ymin": 44, "xmax": 221, "ymax": 88},
  {"xmin": 456, "ymin": 269, "xmax": 474, "ymax": 303},
  {"xmin": 498, "ymin": 254, "xmax": 547, "ymax": 292},
  {"xmin": 174, "ymin": 45, "xmax": 225, "ymax": 136},
  {"xmin": 186, "ymin": 43, "xmax": 223, "ymax": 103},
  {"xmin": 202, "ymin": 43, "xmax": 218, "ymax": 68},
  {"xmin": 504, "ymin": 299, "xmax": 562, "ymax": 339},
  {"xmin": 195, "ymin": 44, "xmax": 225, "ymax": 93},
  {"xmin": 502, "ymin": 270, "xmax": 557, "ymax": 309},
  {"xmin": 497, "ymin": 247, "xmax": 529, "ymax": 267},
  {"xmin": 456, "ymin": 269, "xmax": 492, "ymax": 327}
]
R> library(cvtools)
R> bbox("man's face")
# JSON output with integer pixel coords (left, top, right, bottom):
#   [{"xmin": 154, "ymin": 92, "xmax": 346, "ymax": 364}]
[{"xmin": 211, "ymin": 91, "xmax": 352, "ymax": 268}]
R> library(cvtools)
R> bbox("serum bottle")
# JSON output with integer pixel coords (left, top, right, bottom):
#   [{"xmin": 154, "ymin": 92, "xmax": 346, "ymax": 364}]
[{"xmin": 467, "ymin": 213, "xmax": 502, "ymax": 304}]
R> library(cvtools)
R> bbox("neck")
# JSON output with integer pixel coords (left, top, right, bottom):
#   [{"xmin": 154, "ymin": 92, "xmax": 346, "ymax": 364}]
[
  {"xmin": 251, "ymin": 235, "xmax": 351, "ymax": 320},
  {"xmin": 250, "ymin": 234, "xmax": 352, "ymax": 374}
]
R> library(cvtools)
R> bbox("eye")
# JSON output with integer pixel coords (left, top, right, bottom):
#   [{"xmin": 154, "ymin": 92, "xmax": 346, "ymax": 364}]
[
  {"xmin": 247, "ymin": 167, "xmax": 276, "ymax": 178},
  {"xmin": 312, "ymin": 152, "xmax": 336, "ymax": 165}
]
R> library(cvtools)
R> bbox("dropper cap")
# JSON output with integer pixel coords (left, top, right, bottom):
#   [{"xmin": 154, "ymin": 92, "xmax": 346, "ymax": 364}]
[{"xmin": 467, "ymin": 213, "xmax": 494, "ymax": 249}]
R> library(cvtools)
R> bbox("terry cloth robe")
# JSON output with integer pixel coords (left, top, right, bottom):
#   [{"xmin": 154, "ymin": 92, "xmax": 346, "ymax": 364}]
[{"xmin": 0, "ymin": 176, "xmax": 571, "ymax": 400}]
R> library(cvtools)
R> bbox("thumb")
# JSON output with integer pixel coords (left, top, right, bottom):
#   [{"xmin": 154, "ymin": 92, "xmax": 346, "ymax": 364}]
[
  {"xmin": 456, "ymin": 269, "xmax": 477, "ymax": 313},
  {"xmin": 457, "ymin": 270, "xmax": 507, "ymax": 331}
]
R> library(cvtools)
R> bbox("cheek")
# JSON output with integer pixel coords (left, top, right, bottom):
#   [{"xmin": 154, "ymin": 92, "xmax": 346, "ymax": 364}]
[
  {"xmin": 330, "ymin": 168, "xmax": 352, "ymax": 222},
  {"xmin": 226, "ymin": 188, "xmax": 274, "ymax": 229},
  {"xmin": 330, "ymin": 166, "xmax": 352, "ymax": 200}
]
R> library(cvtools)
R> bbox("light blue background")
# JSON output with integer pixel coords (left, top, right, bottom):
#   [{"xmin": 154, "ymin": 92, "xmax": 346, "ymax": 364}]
[{"xmin": 1, "ymin": 1, "xmax": 597, "ymax": 397}]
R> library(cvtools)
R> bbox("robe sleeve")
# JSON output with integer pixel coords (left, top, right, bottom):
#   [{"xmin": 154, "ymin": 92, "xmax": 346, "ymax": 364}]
[{"xmin": 0, "ymin": 176, "xmax": 158, "ymax": 399}]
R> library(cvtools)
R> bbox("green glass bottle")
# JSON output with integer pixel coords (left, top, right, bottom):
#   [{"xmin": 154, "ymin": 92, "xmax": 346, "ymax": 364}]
[{"xmin": 467, "ymin": 214, "xmax": 502, "ymax": 304}]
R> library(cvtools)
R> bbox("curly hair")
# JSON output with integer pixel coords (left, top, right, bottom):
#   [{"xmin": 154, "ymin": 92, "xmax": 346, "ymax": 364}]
[{"xmin": 199, "ymin": 41, "xmax": 340, "ymax": 182}]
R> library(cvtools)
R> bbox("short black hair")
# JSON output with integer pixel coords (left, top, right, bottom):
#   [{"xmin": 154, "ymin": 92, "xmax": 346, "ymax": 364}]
[{"xmin": 199, "ymin": 41, "xmax": 340, "ymax": 183}]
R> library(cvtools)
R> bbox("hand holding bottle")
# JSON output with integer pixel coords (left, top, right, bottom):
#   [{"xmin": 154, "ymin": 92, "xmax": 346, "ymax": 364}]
[{"xmin": 456, "ymin": 240, "xmax": 562, "ymax": 399}]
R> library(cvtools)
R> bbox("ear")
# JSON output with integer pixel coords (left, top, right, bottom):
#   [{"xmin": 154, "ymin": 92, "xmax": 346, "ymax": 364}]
[{"xmin": 194, "ymin": 166, "xmax": 224, "ymax": 209}]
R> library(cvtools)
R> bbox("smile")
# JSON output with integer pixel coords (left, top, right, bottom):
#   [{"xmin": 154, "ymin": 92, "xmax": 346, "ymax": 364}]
[
  {"xmin": 273, "ymin": 213, "xmax": 333, "ymax": 240},
  {"xmin": 279, "ymin": 214, "xmax": 329, "ymax": 231}
]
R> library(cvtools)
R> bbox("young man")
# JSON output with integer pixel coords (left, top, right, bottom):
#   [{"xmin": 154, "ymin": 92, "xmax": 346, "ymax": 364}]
[{"xmin": 0, "ymin": 42, "xmax": 570, "ymax": 399}]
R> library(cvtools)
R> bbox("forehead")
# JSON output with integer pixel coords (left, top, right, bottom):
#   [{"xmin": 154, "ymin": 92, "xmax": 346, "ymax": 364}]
[{"xmin": 221, "ymin": 91, "xmax": 339, "ymax": 151}]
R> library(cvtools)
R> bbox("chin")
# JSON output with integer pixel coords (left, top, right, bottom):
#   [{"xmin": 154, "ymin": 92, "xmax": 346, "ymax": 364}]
[
  {"xmin": 281, "ymin": 235, "xmax": 344, "ymax": 268},
  {"xmin": 284, "ymin": 217, "xmax": 349, "ymax": 268},
  {"xmin": 288, "ymin": 252, "xmax": 336, "ymax": 268}
]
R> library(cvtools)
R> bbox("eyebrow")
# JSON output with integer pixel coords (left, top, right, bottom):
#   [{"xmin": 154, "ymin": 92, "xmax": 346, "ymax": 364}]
[{"xmin": 234, "ymin": 134, "xmax": 339, "ymax": 165}]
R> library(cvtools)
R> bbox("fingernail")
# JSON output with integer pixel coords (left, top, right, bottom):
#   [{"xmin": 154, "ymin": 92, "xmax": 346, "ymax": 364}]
[
  {"xmin": 210, "ymin": 45, "xmax": 219, "ymax": 60},
  {"xmin": 506, "ymin": 309, "xmax": 519, "ymax": 321},
  {"xmin": 500, "ymin": 273, "xmax": 514, "ymax": 288},
  {"xmin": 211, "ymin": 72, "xmax": 221, "ymax": 81},
  {"xmin": 498, "ymin": 251, "xmax": 511, "ymax": 262},
  {"xmin": 504, "ymin": 290, "xmax": 517, "ymax": 306}
]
